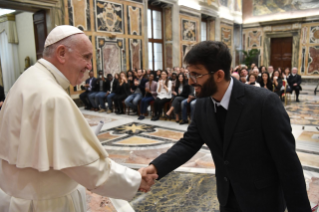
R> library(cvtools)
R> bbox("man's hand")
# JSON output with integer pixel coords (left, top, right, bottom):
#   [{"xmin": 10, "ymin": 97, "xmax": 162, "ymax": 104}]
[
  {"xmin": 134, "ymin": 79, "xmax": 139, "ymax": 86},
  {"xmin": 172, "ymin": 91, "xmax": 177, "ymax": 96},
  {"xmin": 84, "ymin": 84, "xmax": 89, "ymax": 87},
  {"xmin": 293, "ymin": 83, "xmax": 297, "ymax": 86},
  {"xmin": 0, "ymin": 101, "xmax": 3, "ymax": 107},
  {"xmin": 138, "ymin": 165, "xmax": 158, "ymax": 192}
]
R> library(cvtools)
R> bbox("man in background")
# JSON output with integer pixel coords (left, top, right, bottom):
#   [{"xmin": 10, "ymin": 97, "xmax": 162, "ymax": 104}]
[
  {"xmin": 80, "ymin": 70, "xmax": 97, "ymax": 110},
  {"xmin": 288, "ymin": 67, "xmax": 302, "ymax": 102}
]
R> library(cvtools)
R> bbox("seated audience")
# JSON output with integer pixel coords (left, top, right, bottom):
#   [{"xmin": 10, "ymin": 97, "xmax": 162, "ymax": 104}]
[
  {"xmin": 88, "ymin": 71, "xmax": 108, "ymax": 111},
  {"xmin": 252, "ymin": 67, "xmax": 261, "ymax": 82},
  {"xmin": 155, "ymin": 70, "xmax": 161, "ymax": 82},
  {"xmin": 165, "ymin": 73, "xmax": 191, "ymax": 122},
  {"xmin": 0, "ymin": 85, "xmax": 5, "ymax": 110},
  {"xmin": 287, "ymin": 67, "xmax": 302, "ymax": 102},
  {"xmin": 246, "ymin": 73, "xmax": 260, "ymax": 87},
  {"xmin": 259, "ymin": 66, "xmax": 266, "ymax": 73},
  {"xmin": 125, "ymin": 69, "xmax": 147, "ymax": 114},
  {"xmin": 113, "ymin": 72, "xmax": 130, "ymax": 114},
  {"xmin": 239, "ymin": 67, "xmax": 248, "ymax": 80},
  {"xmin": 240, "ymin": 76, "xmax": 247, "ymax": 83},
  {"xmin": 282, "ymin": 67, "xmax": 290, "ymax": 80},
  {"xmin": 271, "ymin": 70, "xmax": 283, "ymax": 97},
  {"xmin": 97, "ymin": 74, "xmax": 113, "ymax": 112},
  {"xmin": 260, "ymin": 72, "xmax": 273, "ymax": 90},
  {"xmin": 268, "ymin": 65, "xmax": 274, "ymax": 78},
  {"xmin": 106, "ymin": 74, "xmax": 119, "ymax": 113},
  {"xmin": 79, "ymin": 71, "xmax": 97, "ymax": 110},
  {"xmin": 138, "ymin": 73, "xmax": 157, "ymax": 120},
  {"xmin": 180, "ymin": 86, "xmax": 196, "ymax": 125},
  {"xmin": 151, "ymin": 70, "xmax": 172, "ymax": 121},
  {"xmin": 231, "ymin": 72, "xmax": 240, "ymax": 80}
]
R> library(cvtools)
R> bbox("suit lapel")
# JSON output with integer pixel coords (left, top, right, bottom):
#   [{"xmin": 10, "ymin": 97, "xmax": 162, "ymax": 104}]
[
  {"xmin": 206, "ymin": 98, "xmax": 223, "ymax": 151},
  {"xmin": 223, "ymin": 79, "xmax": 244, "ymax": 157}
]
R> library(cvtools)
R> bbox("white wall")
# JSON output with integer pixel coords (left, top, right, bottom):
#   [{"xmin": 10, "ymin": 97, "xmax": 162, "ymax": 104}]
[{"xmin": 15, "ymin": 12, "xmax": 36, "ymax": 73}]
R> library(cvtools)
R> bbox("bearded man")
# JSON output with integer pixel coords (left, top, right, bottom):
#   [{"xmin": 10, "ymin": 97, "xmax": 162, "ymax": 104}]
[
  {"xmin": 139, "ymin": 41, "xmax": 311, "ymax": 212},
  {"xmin": 0, "ymin": 25, "xmax": 157, "ymax": 212}
]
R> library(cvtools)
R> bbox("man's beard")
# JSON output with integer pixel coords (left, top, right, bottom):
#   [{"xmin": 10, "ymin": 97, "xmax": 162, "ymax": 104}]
[{"xmin": 194, "ymin": 75, "xmax": 218, "ymax": 98}]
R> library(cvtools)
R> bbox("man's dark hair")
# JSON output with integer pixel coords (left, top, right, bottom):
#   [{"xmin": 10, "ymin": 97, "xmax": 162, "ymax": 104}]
[
  {"xmin": 107, "ymin": 74, "xmax": 112, "ymax": 78},
  {"xmin": 184, "ymin": 41, "xmax": 231, "ymax": 81}
]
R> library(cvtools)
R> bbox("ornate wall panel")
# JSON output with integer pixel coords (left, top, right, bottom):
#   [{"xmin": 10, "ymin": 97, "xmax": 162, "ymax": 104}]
[
  {"xmin": 96, "ymin": 36, "xmax": 126, "ymax": 76},
  {"xmin": 179, "ymin": 13, "xmax": 200, "ymax": 66},
  {"xmin": 95, "ymin": 0, "xmax": 124, "ymax": 34},
  {"xmin": 129, "ymin": 39, "xmax": 142, "ymax": 70},
  {"xmin": 182, "ymin": 19, "xmax": 197, "ymax": 41},
  {"xmin": 299, "ymin": 22, "xmax": 319, "ymax": 76},
  {"xmin": 208, "ymin": 20, "xmax": 215, "ymax": 41},
  {"xmin": 127, "ymin": 6, "xmax": 141, "ymax": 36},
  {"xmin": 164, "ymin": 8, "xmax": 172, "ymax": 41},
  {"xmin": 242, "ymin": 27, "xmax": 263, "ymax": 66},
  {"xmin": 220, "ymin": 23, "xmax": 233, "ymax": 50}
]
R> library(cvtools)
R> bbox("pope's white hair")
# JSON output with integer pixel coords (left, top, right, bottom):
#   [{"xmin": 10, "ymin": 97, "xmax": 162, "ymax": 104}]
[
  {"xmin": 292, "ymin": 67, "xmax": 297, "ymax": 71},
  {"xmin": 42, "ymin": 35, "xmax": 77, "ymax": 58}
]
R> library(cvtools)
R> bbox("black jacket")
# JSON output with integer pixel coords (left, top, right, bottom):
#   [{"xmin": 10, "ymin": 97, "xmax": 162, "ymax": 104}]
[
  {"xmin": 287, "ymin": 74, "xmax": 302, "ymax": 89},
  {"xmin": 84, "ymin": 77, "xmax": 98, "ymax": 92},
  {"xmin": 174, "ymin": 84, "xmax": 192, "ymax": 98},
  {"xmin": 151, "ymin": 78, "xmax": 311, "ymax": 212}
]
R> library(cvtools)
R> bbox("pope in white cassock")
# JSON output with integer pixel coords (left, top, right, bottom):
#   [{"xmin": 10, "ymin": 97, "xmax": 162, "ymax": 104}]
[{"xmin": 0, "ymin": 25, "xmax": 157, "ymax": 212}]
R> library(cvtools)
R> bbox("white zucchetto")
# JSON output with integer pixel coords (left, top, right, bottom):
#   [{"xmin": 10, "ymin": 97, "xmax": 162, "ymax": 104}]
[{"xmin": 44, "ymin": 25, "xmax": 84, "ymax": 48}]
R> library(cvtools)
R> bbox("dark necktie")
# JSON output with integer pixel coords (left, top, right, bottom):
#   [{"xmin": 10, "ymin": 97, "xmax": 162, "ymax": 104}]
[{"xmin": 215, "ymin": 105, "xmax": 227, "ymax": 142}]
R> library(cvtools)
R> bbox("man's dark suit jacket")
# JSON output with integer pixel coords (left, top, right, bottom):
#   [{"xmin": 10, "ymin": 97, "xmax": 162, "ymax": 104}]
[
  {"xmin": 287, "ymin": 74, "xmax": 302, "ymax": 89},
  {"xmin": 152, "ymin": 78, "xmax": 311, "ymax": 212},
  {"xmin": 84, "ymin": 77, "xmax": 98, "ymax": 92}
]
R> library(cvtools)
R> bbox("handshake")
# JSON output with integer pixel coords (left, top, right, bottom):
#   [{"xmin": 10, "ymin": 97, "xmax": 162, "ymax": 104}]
[{"xmin": 137, "ymin": 164, "xmax": 158, "ymax": 193}]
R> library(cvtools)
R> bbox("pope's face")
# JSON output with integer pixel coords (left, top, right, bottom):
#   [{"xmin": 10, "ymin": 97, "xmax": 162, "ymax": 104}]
[{"xmin": 65, "ymin": 34, "xmax": 93, "ymax": 86}]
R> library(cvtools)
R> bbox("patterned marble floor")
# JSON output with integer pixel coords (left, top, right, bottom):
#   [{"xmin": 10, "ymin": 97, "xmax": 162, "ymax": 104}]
[{"xmin": 82, "ymin": 84, "xmax": 319, "ymax": 211}]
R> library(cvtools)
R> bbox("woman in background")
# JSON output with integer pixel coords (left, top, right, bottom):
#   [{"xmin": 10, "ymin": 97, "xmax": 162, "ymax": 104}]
[
  {"xmin": 271, "ymin": 70, "xmax": 283, "ymax": 97},
  {"xmin": 113, "ymin": 72, "xmax": 130, "ymax": 114},
  {"xmin": 260, "ymin": 72, "xmax": 272, "ymax": 90},
  {"xmin": 246, "ymin": 73, "xmax": 261, "ymax": 87},
  {"xmin": 165, "ymin": 73, "xmax": 191, "ymax": 123},
  {"xmin": 151, "ymin": 70, "xmax": 172, "ymax": 121}
]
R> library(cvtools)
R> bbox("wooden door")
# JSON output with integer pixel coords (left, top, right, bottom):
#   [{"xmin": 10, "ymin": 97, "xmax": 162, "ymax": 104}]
[
  {"xmin": 33, "ymin": 10, "xmax": 47, "ymax": 60},
  {"xmin": 270, "ymin": 37, "xmax": 292, "ymax": 71}
]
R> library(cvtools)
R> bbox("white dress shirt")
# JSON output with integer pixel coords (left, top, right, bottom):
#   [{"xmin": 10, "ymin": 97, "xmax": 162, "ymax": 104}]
[{"xmin": 211, "ymin": 78, "xmax": 234, "ymax": 112}]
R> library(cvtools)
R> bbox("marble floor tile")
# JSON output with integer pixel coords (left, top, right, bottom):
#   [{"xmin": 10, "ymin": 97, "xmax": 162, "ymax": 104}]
[
  {"xmin": 130, "ymin": 172, "xmax": 220, "ymax": 212},
  {"xmin": 86, "ymin": 190, "xmax": 117, "ymax": 212},
  {"xmin": 297, "ymin": 152, "xmax": 319, "ymax": 168},
  {"xmin": 147, "ymin": 129, "xmax": 184, "ymax": 141},
  {"xmin": 115, "ymin": 136, "xmax": 163, "ymax": 145}
]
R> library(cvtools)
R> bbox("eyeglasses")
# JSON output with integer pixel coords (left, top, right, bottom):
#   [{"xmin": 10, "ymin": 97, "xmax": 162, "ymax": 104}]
[{"xmin": 186, "ymin": 72, "xmax": 215, "ymax": 83}]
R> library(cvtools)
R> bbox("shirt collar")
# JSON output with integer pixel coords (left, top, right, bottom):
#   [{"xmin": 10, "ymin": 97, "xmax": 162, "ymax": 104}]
[
  {"xmin": 39, "ymin": 58, "xmax": 70, "ymax": 90},
  {"xmin": 211, "ymin": 78, "xmax": 233, "ymax": 112}
]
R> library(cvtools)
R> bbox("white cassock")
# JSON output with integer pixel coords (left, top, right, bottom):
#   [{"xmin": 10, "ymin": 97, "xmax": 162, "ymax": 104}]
[{"xmin": 0, "ymin": 59, "xmax": 141, "ymax": 212}]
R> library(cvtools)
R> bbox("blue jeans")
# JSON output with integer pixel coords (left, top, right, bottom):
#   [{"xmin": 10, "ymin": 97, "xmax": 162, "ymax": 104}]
[
  {"xmin": 96, "ymin": 92, "xmax": 107, "ymax": 109},
  {"xmin": 124, "ymin": 93, "xmax": 142, "ymax": 110},
  {"xmin": 181, "ymin": 99, "xmax": 197, "ymax": 121},
  {"xmin": 107, "ymin": 93, "xmax": 116, "ymax": 110},
  {"xmin": 88, "ymin": 92, "xmax": 98, "ymax": 108},
  {"xmin": 140, "ymin": 96, "xmax": 154, "ymax": 114}
]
